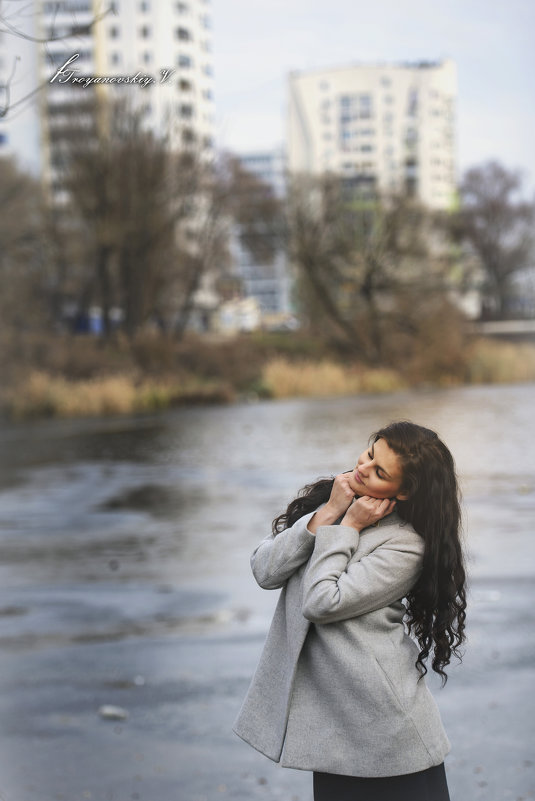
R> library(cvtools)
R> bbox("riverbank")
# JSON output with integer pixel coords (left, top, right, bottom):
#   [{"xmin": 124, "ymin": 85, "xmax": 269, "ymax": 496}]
[{"xmin": 3, "ymin": 332, "xmax": 535, "ymax": 420}]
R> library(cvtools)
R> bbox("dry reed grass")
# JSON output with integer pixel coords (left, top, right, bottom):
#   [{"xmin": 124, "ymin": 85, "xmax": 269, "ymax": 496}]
[
  {"xmin": 262, "ymin": 359, "xmax": 405, "ymax": 399},
  {"xmin": 464, "ymin": 339, "xmax": 535, "ymax": 384},
  {"xmin": 4, "ymin": 337, "xmax": 535, "ymax": 420},
  {"xmin": 6, "ymin": 371, "xmax": 233, "ymax": 420}
]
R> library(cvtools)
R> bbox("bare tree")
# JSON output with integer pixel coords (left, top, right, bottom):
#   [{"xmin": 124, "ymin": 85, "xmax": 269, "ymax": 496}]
[
  {"xmin": 286, "ymin": 174, "xmax": 456, "ymax": 360},
  {"xmin": 53, "ymin": 100, "xmax": 228, "ymax": 339},
  {"xmin": 0, "ymin": 156, "xmax": 47, "ymax": 331},
  {"xmin": 456, "ymin": 161, "xmax": 534, "ymax": 319},
  {"xmin": 219, "ymin": 152, "xmax": 284, "ymax": 264}
]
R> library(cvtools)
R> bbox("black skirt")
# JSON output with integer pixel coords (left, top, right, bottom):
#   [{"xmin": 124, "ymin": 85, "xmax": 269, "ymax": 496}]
[{"xmin": 313, "ymin": 762, "xmax": 450, "ymax": 801}]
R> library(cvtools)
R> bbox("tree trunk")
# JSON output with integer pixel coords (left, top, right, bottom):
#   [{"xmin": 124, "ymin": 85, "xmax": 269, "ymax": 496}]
[{"xmin": 97, "ymin": 245, "xmax": 113, "ymax": 338}]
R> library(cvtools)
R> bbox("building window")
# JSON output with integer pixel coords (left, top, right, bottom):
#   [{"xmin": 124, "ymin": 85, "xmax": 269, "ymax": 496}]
[
  {"xmin": 142, "ymin": 51, "xmax": 152, "ymax": 64},
  {"xmin": 110, "ymin": 52, "xmax": 121, "ymax": 66},
  {"xmin": 140, "ymin": 25, "xmax": 151, "ymax": 38},
  {"xmin": 405, "ymin": 158, "xmax": 418, "ymax": 178},
  {"xmin": 202, "ymin": 88, "xmax": 213, "ymax": 100},
  {"xmin": 177, "ymin": 54, "xmax": 193, "ymax": 68},
  {"xmin": 109, "ymin": 26, "xmax": 120, "ymax": 38},
  {"xmin": 407, "ymin": 88, "xmax": 418, "ymax": 117},
  {"xmin": 46, "ymin": 24, "xmax": 68, "ymax": 38},
  {"xmin": 182, "ymin": 127, "xmax": 196, "ymax": 144},
  {"xmin": 340, "ymin": 128, "xmax": 352, "ymax": 151},
  {"xmin": 176, "ymin": 2, "xmax": 189, "ymax": 12},
  {"xmin": 359, "ymin": 95, "xmax": 372, "ymax": 114},
  {"xmin": 179, "ymin": 104, "xmax": 193, "ymax": 118},
  {"xmin": 200, "ymin": 13, "xmax": 211, "ymax": 28},
  {"xmin": 179, "ymin": 79, "xmax": 192, "ymax": 91},
  {"xmin": 69, "ymin": 24, "xmax": 91, "ymax": 36},
  {"xmin": 203, "ymin": 64, "xmax": 213, "ymax": 76},
  {"xmin": 405, "ymin": 127, "xmax": 418, "ymax": 146},
  {"xmin": 47, "ymin": 50, "xmax": 73, "ymax": 65},
  {"xmin": 339, "ymin": 93, "xmax": 373, "ymax": 122},
  {"xmin": 139, "ymin": 1, "xmax": 150, "ymax": 10},
  {"xmin": 176, "ymin": 27, "xmax": 191, "ymax": 40},
  {"xmin": 45, "ymin": 1, "xmax": 92, "ymax": 10}
]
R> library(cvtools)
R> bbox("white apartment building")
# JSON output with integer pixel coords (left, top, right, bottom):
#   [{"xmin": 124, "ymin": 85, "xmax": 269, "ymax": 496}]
[
  {"xmin": 1, "ymin": 1, "xmax": 214, "ymax": 190},
  {"xmin": 40, "ymin": 0, "xmax": 214, "ymax": 195},
  {"xmin": 287, "ymin": 60, "xmax": 457, "ymax": 209}
]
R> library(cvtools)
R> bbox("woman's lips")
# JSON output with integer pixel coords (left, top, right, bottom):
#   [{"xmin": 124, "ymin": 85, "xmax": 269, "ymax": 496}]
[{"xmin": 355, "ymin": 469, "xmax": 364, "ymax": 485}]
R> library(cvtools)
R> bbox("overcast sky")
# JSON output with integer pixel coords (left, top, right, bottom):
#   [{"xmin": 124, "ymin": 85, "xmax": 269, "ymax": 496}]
[{"xmin": 212, "ymin": 0, "xmax": 535, "ymax": 192}]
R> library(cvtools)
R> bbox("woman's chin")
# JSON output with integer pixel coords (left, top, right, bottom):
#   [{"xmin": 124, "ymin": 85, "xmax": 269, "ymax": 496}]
[{"xmin": 355, "ymin": 491, "xmax": 387, "ymax": 500}]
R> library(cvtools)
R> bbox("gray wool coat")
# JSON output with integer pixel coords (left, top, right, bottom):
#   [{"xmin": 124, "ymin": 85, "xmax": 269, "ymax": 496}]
[{"xmin": 233, "ymin": 508, "xmax": 451, "ymax": 778}]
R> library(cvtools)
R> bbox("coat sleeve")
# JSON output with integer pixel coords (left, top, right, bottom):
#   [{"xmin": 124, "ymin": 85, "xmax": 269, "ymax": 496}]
[
  {"xmin": 301, "ymin": 523, "xmax": 424, "ymax": 623},
  {"xmin": 250, "ymin": 510, "xmax": 318, "ymax": 590}
]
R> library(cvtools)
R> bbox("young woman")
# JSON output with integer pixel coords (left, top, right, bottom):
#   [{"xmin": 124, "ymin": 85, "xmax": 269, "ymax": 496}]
[{"xmin": 234, "ymin": 421, "xmax": 466, "ymax": 801}]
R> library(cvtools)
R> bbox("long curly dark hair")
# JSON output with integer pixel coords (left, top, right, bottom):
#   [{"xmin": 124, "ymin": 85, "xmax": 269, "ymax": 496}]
[{"xmin": 272, "ymin": 421, "xmax": 467, "ymax": 685}]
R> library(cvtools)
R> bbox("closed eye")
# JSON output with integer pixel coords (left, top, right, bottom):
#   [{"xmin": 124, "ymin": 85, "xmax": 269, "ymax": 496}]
[{"xmin": 369, "ymin": 446, "xmax": 388, "ymax": 480}]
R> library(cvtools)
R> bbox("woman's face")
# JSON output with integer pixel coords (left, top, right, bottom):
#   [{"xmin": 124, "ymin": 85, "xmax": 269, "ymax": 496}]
[{"xmin": 353, "ymin": 437, "xmax": 408, "ymax": 500}]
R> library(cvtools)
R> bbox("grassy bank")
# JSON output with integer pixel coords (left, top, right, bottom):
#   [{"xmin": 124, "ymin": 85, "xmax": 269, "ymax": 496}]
[
  {"xmin": 262, "ymin": 360, "xmax": 405, "ymax": 398},
  {"xmin": 5, "ymin": 371, "xmax": 234, "ymax": 420},
  {"xmin": 2, "ymin": 334, "xmax": 535, "ymax": 420}
]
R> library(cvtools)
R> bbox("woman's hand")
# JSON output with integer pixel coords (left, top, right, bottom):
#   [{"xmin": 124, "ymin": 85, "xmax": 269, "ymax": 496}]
[
  {"xmin": 308, "ymin": 472, "xmax": 360, "ymax": 534},
  {"xmin": 325, "ymin": 471, "xmax": 361, "ymax": 518},
  {"xmin": 340, "ymin": 495, "xmax": 396, "ymax": 532}
]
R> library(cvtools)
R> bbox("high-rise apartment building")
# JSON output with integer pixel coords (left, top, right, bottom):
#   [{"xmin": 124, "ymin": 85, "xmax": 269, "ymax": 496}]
[
  {"xmin": 1, "ymin": 1, "xmax": 215, "ymax": 192},
  {"xmin": 40, "ymin": 0, "xmax": 214, "ymax": 196},
  {"xmin": 288, "ymin": 60, "xmax": 456, "ymax": 209}
]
